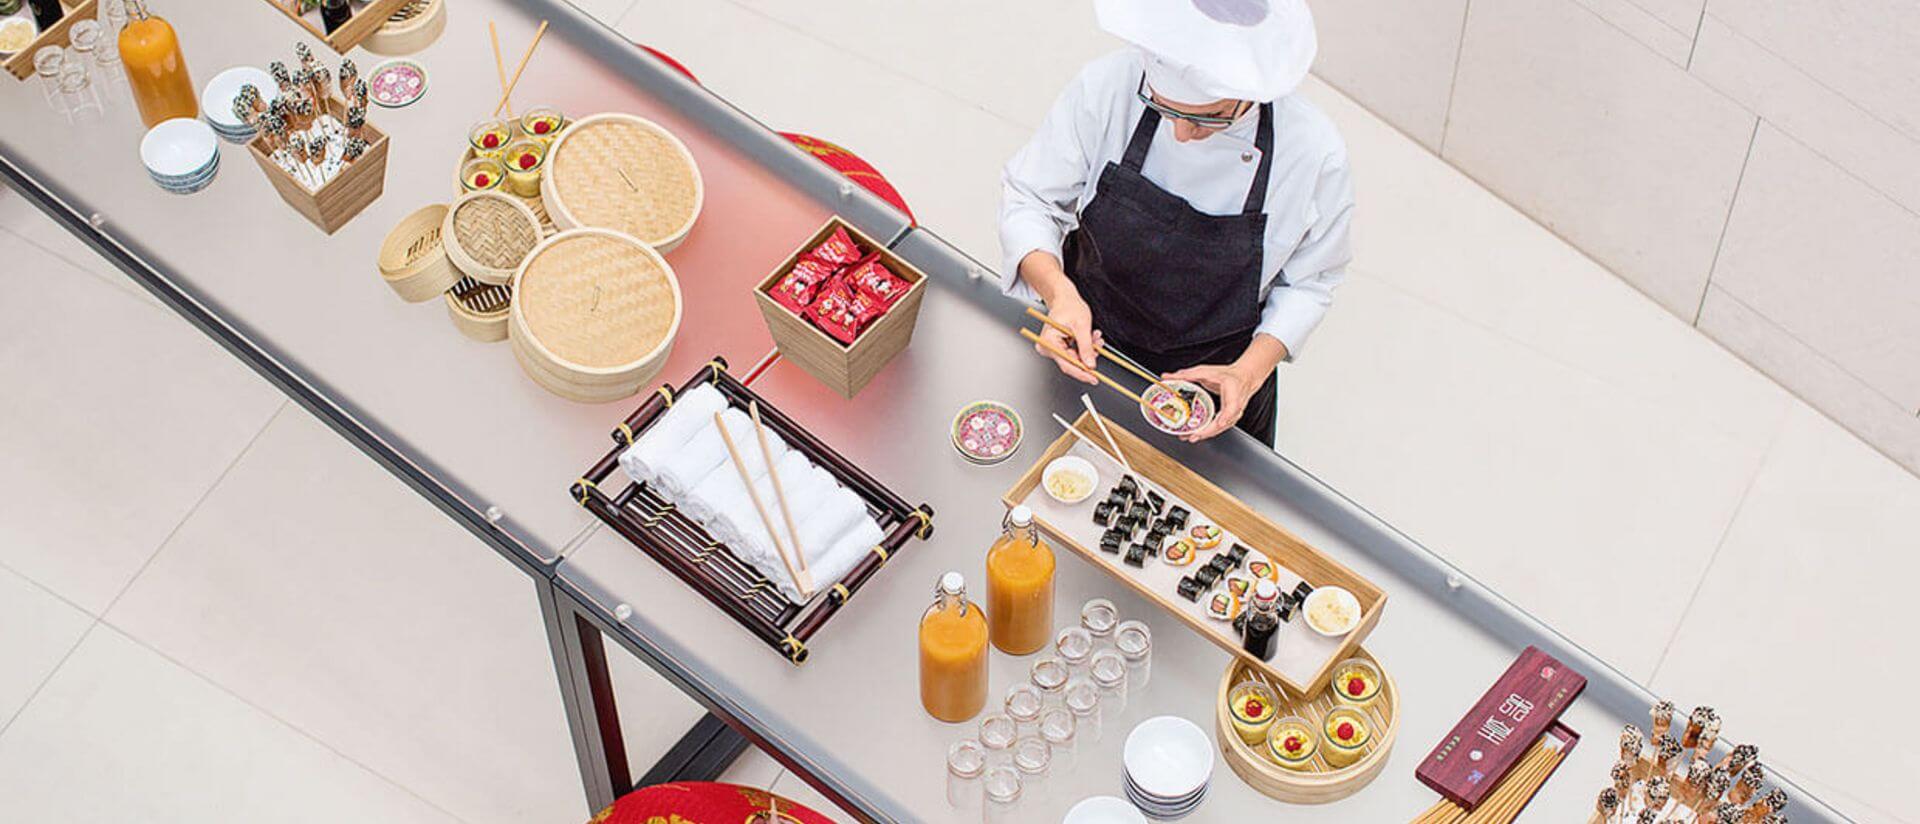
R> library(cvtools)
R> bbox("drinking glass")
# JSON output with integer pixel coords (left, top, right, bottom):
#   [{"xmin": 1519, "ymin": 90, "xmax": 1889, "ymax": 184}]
[
  {"xmin": 1004, "ymin": 684, "xmax": 1043, "ymax": 739},
  {"xmin": 1055, "ymin": 626, "xmax": 1093, "ymax": 680},
  {"xmin": 1039, "ymin": 706, "xmax": 1077, "ymax": 772},
  {"xmin": 34, "ymin": 46, "xmax": 64, "ymax": 110},
  {"xmin": 97, "ymin": 1, "xmax": 127, "ymax": 62},
  {"xmin": 1064, "ymin": 678, "xmax": 1101, "ymax": 745},
  {"xmin": 1090, "ymin": 649, "xmax": 1128, "ymax": 724},
  {"xmin": 1012, "ymin": 736, "xmax": 1053, "ymax": 804},
  {"xmin": 982, "ymin": 765, "xmax": 1022, "ymax": 823},
  {"xmin": 1030, "ymin": 655, "xmax": 1068, "ymax": 709},
  {"xmin": 1080, "ymin": 597, "xmax": 1118, "ymax": 646},
  {"xmin": 57, "ymin": 53, "xmax": 100, "ymax": 119},
  {"xmin": 979, "ymin": 713, "xmax": 1017, "ymax": 766},
  {"xmin": 946, "ymin": 738, "xmax": 986, "ymax": 809},
  {"xmin": 1114, "ymin": 619, "xmax": 1152, "ymax": 691}
]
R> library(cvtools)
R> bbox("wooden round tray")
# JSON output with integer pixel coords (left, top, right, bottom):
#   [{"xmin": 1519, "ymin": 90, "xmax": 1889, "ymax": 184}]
[
  {"xmin": 362, "ymin": 0, "xmax": 446, "ymax": 55},
  {"xmin": 377, "ymin": 203, "xmax": 458, "ymax": 302},
  {"xmin": 540, "ymin": 113, "xmax": 702, "ymax": 252},
  {"xmin": 444, "ymin": 276, "xmax": 511, "ymax": 343},
  {"xmin": 507, "ymin": 228, "xmax": 682, "ymax": 402},
  {"xmin": 443, "ymin": 190, "xmax": 541, "ymax": 286},
  {"xmin": 1214, "ymin": 647, "xmax": 1399, "ymax": 804}
]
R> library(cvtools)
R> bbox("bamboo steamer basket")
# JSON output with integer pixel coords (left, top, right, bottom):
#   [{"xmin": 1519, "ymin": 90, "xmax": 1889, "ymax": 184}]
[
  {"xmin": 444, "ymin": 276, "xmax": 512, "ymax": 343},
  {"xmin": 541, "ymin": 113, "xmax": 703, "ymax": 252},
  {"xmin": 507, "ymin": 228, "xmax": 683, "ymax": 402},
  {"xmin": 376, "ymin": 204, "xmax": 459, "ymax": 302},
  {"xmin": 454, "ymin": 149, "xmax": 557, "ymax": 232},
  {"xmin": 442, "ymin": 190, "xmax": 542, "ymax": 286},
  {"xmin": 361, "ymin": 0, "xmax": 447, "ymax": 56},
  {"xmin": 1215, "ymin": 646, "xmax": 1399, "ymax": 803}
]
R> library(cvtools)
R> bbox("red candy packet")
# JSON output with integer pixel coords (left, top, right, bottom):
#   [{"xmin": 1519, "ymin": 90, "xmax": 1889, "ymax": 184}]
[
  {"xmin": 807, "ymin": 280, "xmax": 865, "ymax": 344},
  {"xmin": 845, "ymin": 256, "xmax": 909, "ymax": 309},
  {"xmin": 769, "ymin": 258, "xmax": 837, "ymax": 315},
  {"xmin": 805, "ymin": 227, "xmax": 864, "ymax": 268}
]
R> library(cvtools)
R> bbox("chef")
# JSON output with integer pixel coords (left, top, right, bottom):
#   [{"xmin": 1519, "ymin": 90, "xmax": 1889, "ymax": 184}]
[{"xmin": 1000, "ymin": 0, "xmax": 1353, "ymax": 443}]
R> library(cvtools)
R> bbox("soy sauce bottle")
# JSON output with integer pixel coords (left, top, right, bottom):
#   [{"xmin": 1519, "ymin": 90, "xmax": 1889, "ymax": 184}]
[
  {"xmin": 1240, "ymin": 579, "xmax": 1282, "ymax": 661},
  {"xmin": 320, "ymin": 0, "xmax": 352, "ymax": 34},
  {"xmin": 27, "ymin": 0, "xmax": 64, "ymax": 29}
]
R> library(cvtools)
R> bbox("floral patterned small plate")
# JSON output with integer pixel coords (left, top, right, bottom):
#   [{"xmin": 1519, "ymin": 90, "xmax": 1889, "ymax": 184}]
[
  {"xmin": 367, "ymin": 59, "xmax": 428, "ymax": 109},
  {"xmin": 951, "ymin": 400, "xmax": 1022, "ymax": 465}
]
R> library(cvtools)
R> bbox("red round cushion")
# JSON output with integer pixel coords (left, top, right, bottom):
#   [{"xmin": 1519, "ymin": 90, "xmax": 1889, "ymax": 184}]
[
  {"xmin": 780, "ymin": 133, "xmax": 916, "ymax": 223},
  {"xmin": 638, "ymin": 45, "xmax": 699, "ymax": 84},
  {"xmin": 588, "ymin": 781, "xmax": 838, "ymax": 824}
]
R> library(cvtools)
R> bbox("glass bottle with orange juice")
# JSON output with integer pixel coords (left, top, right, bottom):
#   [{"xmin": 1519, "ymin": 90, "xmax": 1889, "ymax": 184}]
[
  {"xmin": 919, "ymin": 572, "xmax": 988, "ymax": 723},
  {"xmin": 118, "ymin": 0, "xmax": 196, "ymax": 127},
  {"xmin": 986, "ymin": 505, "xmax": 1055, "ymax": 655}
]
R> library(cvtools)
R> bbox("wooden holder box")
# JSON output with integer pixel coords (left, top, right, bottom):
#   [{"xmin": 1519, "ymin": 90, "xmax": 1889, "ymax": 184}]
[
  {"xmin": 752, "ymin": 216, "xmax": 928, "ymax": 399},
  {"xmin": 258, "ymin": 0, "xmax": 411, "ymax": 55},
  {"xmin": 4, "ymin": 1, "xmax": 98, "ymax": 80},
  {"xmin": 1003, "ymin": 410, "xmax": 1388, "ymax": 696},
  {"xmin": 246, "ymin": 96, "xmax": 389, "ymax": 235}
]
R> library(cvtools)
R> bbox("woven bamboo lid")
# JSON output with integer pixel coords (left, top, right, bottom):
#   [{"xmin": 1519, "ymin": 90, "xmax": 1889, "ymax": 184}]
[
  {"xmin": 377, "ymin": 203, "xmax": 459, "ymax": 302},
  {"xmin": 509, "ymin": 228, "xmax": 682, "ymax": 388},
  {"xmin": 443, "ymin": 190, "xmax": 541, "ymax": 286},
  {"xmin": 541, "ymin": 113, "xmax": 703, "ymax": 252}
]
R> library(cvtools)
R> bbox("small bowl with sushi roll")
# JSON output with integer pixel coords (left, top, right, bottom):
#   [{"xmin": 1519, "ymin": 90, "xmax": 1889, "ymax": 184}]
[{"xmin": 1140, "ymin": 379, "xmax": 1215, "ymax": 436}]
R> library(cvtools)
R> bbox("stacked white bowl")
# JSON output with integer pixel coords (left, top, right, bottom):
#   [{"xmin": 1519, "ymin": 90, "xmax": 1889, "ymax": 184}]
[
  {"xmin": 201, "ymin": 66, "xmax": 277, "ymax": 144},
  {"xmin": 1121, "ymin": 716, "xmax": 1214, "ymax": 820},
  {"xmin": 1064, "ymin": 795, "xmax": 1150, "ymax": 824},
  {"xmin": 140, "ymin": 118, "xmax": 220, "ymax": 195}
]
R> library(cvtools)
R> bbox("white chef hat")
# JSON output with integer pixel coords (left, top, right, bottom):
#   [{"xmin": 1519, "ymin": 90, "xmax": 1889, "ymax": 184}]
[{"xmin": 1096, "ymin": 0, "xmax": 1318, "ymax": 103}]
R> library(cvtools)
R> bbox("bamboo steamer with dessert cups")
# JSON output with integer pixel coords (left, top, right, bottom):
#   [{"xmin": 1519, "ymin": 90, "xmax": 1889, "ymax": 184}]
[
  {"xmin": 442, "ymin": 189, "xmax": 541, "ymax": 286},
  {"xmin": 375, "ymin": 203, "xmax": 459, "ymax": 302},
  {"xmin": 507, "ymin": 228, "xmax": 682, "ymax": 402},
  {"xmin": 444, "ymin": 275, "xmax": 511, "ymax": 342},
  {"xmin": 1214, "ymin": 647, "xmax": 1399, "ymax": 804},
  {"xmin": 456, "ymin": 145, "xmax": 556, "ymax": 231},
  {"xmin": 540, "ymin": 113, "xmax": 702, "ymax": 252},
  {"xmin": 361, "ymin": 0, "xmax": 446, "ymax": 56}
]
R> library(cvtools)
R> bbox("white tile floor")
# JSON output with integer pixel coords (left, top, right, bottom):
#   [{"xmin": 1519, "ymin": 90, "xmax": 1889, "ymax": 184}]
[{"xmin": 1, "ymin": 2, "xmax": 1915, "ymax": 822}]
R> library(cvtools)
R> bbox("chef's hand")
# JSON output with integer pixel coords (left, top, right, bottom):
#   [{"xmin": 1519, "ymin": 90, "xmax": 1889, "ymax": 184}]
[
  {"xmin": 1164, "ymin": 337, "xmax": 1287, "ymax": 443},
  {"xmin": 1036, "ymin": 294, "xmax": 1103, "ymax": 385}
]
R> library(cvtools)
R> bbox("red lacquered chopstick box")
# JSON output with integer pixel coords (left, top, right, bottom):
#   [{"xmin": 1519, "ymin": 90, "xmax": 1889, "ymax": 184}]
[{"xmin": 1416, "ymin": 646, "xmax": 1587, "ymax": 810}]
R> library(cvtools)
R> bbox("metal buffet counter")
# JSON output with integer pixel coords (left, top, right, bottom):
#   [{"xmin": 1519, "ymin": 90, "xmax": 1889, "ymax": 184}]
[{"xmin": 0, "ymin": 1, "xmax": 1847, "ymax": 822}]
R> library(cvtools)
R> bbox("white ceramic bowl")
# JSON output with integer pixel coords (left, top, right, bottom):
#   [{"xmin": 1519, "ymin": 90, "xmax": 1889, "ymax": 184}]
[
  {"xmin": 200, "ymin": 66, "xmax": 276, "ymax": 129},
  {"xmin": 140, "ymin": 118, "xmax": 218, "ymax": 178},
  {"xmin": 1303, "ymin": 585, "xmax": 1363, "ymax": 637},
  {"xmin": 1064, "ymin": 796, "xmax": 1149, "ymax": 824},
  {"xmin": 1042, "ymin": 455, "xmax": 1099, "ymax": 504},
  {"xmin": 1122, "ymin": 716, "xmax": 1214, "ymax": 800}
]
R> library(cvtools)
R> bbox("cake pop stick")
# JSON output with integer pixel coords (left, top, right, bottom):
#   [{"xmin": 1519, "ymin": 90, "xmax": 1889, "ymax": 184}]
[
  {"xmin": 1651, "ymin": 700, "xmax": 1676, "ymax": 741},
  {"xmin": 345, "ymin": 105, "xmax": 365, "ymax": 141},
  {"xmin": 1730, "ymin": 763, "xmax": 1765, "ymax": 806},
  {"xmin": 1684, "ymin": 706, "xmax": 1716, "ymax": 749},
  {"xmin": 1646, "ymin": 776, "xmax": 1672, "ymax": 811},
  {"xmin": 1706, "ymin": 767, "xmax": 1733, "ymax": 803},
  {"xmin": 1695, "ymin": 714, "xmax": 1723, "ymax": 758},
  {"xmin": 351, "ymin": 78, "xmax": 368, "ymax": 111},
  {"xmin": 269, "ymin": 60, "xmax": 293, "ymax": 94},
  {"xmin": 337, "ymin": 57, "xmax": 357, "ymax": 99},
  {"xmin": 1717, "ymin": 743, "xmax": 1758, "ymax": 777},
  {"xmin": 1653, "ymin": 734, "xmax": 1683, "ymax": 775},
  {"xmin": 1620, "ymin": 724, "xmax": 1645, "ymax": 762},
  {"xmin": 1707, "ymin": 803, "xmax": 1742, "ymax": 824},
  {"xmin": 343, "ymin": 136, "xmax": 367, "ymax": 163},
  {"xmin": 1596, "ymin": 788, "xmax": 1621, "ymax": 819},
  {"xmin": 295, "ymin": 42, "xmax": 316, "ymax": 74},
  {"xmin": 1611, "ymin": 759, "xmax": 1634, "ymax": 793},
  {"xmin": 309, "ymin": 66, "xmax": 331, "ymax": 109}
]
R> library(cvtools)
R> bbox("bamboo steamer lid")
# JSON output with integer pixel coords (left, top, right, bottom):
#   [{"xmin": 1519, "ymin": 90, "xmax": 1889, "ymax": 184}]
[
  {"xmin": 362, "ymin": 0, "xmax": 447, "ymax": 56},
  {"xmin": 541, "ymin": 113, "xmax": 703, "ymax": 252},
  {"xmin": 443, "ymin": 276, "xmax": 511, "ymax": 343},
  {"xmin": 443, "ymin": 190, "xmax": 542, "ymax": 286},
  {"xmin": 508, "ymin": 228, "xmax": 683, "ymax": 401},
  {"xmin": 377, "ymin": 203, "xmax": 459, "ymax": 302}
]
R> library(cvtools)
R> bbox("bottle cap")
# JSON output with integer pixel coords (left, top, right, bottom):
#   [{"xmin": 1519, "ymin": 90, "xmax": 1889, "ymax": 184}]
[
  {"xmin": 1251, "ymin": 579, "xmax": 1281, "ymax": 605},
  {"xmin": 1008, "ymin": 505, "xmax": 1034, "ymax": 527},
  {"xmin": 938, "ymin": 571, "xmax": 966, "ymax": 596}
]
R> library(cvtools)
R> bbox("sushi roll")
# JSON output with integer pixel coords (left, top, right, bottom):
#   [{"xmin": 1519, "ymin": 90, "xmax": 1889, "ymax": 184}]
[
  {"xmin": 1175, "ymin": 576, "xmax": 1205, "ymax": 601},
  {"xmin": 1145, "ymin": 525, "xmax": 1170, "ymax": 550},
  {"xmin": 1104, "ymin": 491, "xmax": 1130, "ymax": 510},
  {"xmin": 1127, "ymin": 502, "xmax": 1152, "ymax": 525},
  {"xmin": 1226, "ymin": 544, "xmax": 1250, "ymax": 565},
  {"xmin": 1123, "ymin": 544, "xmax": 1148, "ymax": 568},
  {"xmin": 1194, "ymin": 565, "xmax": 1222, "ymax": 587},
  {"xmin": 1144, "ymin": 490, "xmax": 1167, "ymax": 515},
  {"xmin": 1189, "ymin": 523, "xmax": 1223, "ymax": 550},
  {"xmin": 1166, "ymin": 505, "xmax": 1191, "ymax": 528},
  {"xmin": 1291, "ymin": 581, "xmax": 1313, "ymax": 603},
  {"xmin": 1103, "ymin": 526, "xmax": 1131, "ymax": 547},
  {"xmin": 1204, "ymin": 591, "xmax": 1240, "ymax": 621},
  {"xmin": 1163, "ymin": 538, "xmax": 1197, "ymax": 566},
  {"xmin": 1206, "ymin": 554, "xmax": 1234, "ymax": 576},
  {"xmin": 1114, "ymin": 475, "xmax": 1139, "ymax": 500},
  {"xmin": 1223, "ymin": 573, "xmax": 1254, "ymax": 601},
  {"xmin": 1276, "ymin": 597, "xmax": 1297, "ymax": 622},
  {"xmin": 1099, "ymin": 532, "xmax": 1123, "ymax": 554},
  {"xmin": 1092, "ymin": 501, "xmax": 1117, "ymax": 527},
  {"xmin": 1139, "ymin": 539, "xmax": 1159, "ymax": 558},
  {"xmin": 1246, "ymin": 558, "xmax": 1281, "ymax": 584}
]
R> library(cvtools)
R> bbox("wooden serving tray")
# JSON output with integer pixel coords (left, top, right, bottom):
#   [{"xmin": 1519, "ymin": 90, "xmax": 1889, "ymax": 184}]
[
  {"xmin": 1215, "ymin": 648, "xmax": 1398, "ymax": 803},
  {"xmin": 4, "ymin": 1, "xmax": 98, "ymax": 81},
  {"xmin": 258, "ymin": 0, "xmax": 412, "ymax": 55},
  {"xmin": 1002, "ymin": 410, "xmax": 1386, "ymax": 696}
]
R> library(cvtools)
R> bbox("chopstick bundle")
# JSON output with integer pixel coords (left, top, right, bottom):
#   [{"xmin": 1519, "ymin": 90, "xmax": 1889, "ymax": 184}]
[
  {"xmin": 488, "ymin": 22, "xmax": 514, "ymax": 119},
  {"xmin": 712, "ymin": 412, "xmax": 814, "ymax": 598},
  {"xmin": 750, "ymin": 402, "xmax": 810, "ymax": 583},
  {"xmin": 492, "ymin": 21, "xmax": 550, "ymax": 117},
  {"xmin": 1413, "ymin": 733, "xmax": 1570, "ymax": 824}
]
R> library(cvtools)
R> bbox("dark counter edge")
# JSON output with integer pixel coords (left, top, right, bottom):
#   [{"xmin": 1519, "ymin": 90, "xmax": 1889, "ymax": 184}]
[{"xmin": 0, "ymin": 0, "xmax": 1848, "ymax": 820}]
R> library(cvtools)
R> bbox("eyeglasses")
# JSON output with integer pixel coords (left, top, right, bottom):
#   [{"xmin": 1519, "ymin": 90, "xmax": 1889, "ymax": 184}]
[{"xmin": 1137, "ymin": 77, "xmax": 1246, "ymax": 129}]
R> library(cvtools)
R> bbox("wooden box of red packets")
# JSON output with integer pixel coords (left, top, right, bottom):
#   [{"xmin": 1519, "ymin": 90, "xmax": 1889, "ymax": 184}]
[{"xmin": 753, "ymin": 217, "xmax": 928, "ymax": 398}]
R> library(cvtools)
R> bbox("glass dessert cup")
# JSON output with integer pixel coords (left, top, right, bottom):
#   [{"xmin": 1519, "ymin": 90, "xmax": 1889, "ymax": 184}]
[
  {"xmin": 1330, "ymin": 657, "xmax": 1382, "ymax": 707},
  {"xmin": 519, "ymin": 106, "xmax": 565, "ymax": 145},
  {"xmin": 461, "ymin": 157, "xmax": 505, "ymax": 192},
  {"xmin": 1227, "ymin": 680, "xmax": 1280, "ymax": 746},
  {"xmin": 502, "ymin": 139, "xmax": 546, "ymax": 197},
  {"xmin": 1321, "ymin": 706, "xmax": 1372, "ymax": 768},
  {"xmin": 1264, "ymin": 716, "xmax": 1317, "ymax": 771},
  {"xmin": 467, "ymin": 119, "xmax": 512, "ymax": 160}
]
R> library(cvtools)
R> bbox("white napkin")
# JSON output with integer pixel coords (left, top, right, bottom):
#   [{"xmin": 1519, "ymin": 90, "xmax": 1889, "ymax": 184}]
[
  {"xmin": 680, "ymin": 421, "xmax": 792, "ymax": 523},
  {"xmin": 618, "ymin": 383, "xmax": 727, "ymax": 486}
]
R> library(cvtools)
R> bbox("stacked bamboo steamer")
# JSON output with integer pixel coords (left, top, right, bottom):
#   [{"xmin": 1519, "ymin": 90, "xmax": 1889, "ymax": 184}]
[
  {"xmin": 542, "ymin": 113, "xmax": 703, "ymax": 252},
  {"xmin": 1214, "ymin": 648, "xmax": 1400, "ymax": 804},
  {"xmin": 508, "ymin": 228, "xmax": 683, "ymax": 402}
]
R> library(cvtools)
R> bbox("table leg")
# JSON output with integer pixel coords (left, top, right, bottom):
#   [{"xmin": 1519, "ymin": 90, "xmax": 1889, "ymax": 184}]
[
  {"xmin": 637, "ymin": 712, "xmax": 750, "ymax": 787},
  {"xmin": 540, "ymin": 577, "xmax": 630, "ymax": 813}
]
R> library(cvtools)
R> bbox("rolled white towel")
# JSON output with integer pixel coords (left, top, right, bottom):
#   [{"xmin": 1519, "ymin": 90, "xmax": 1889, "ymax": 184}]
[
  {"xmin": 681, "ymin": 423, "xmax": 792, "ymax": 523},
  {"xmin": 617, "ymin": 383, "xmax": 727, "ymax": 486},
  {"xmin": 763, "ymin": 515, "xmax": 885, "ymax": 603},
  {"xmin": 791, "ymin": 487, "xmax": 867, "ymax": 567},
  {"xmin": 654, "ymin": 407, "xmax": 763, "ymax": 500},
  {"xmin": 700, "ymin": 450, "xmax": 811, "ymax": 546}
]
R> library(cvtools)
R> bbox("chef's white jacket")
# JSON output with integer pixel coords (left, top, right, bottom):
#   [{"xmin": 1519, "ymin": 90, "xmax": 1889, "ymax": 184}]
[{"xmin": 999, "ymin": 50, "xmax": 1354, "ymax": 360}]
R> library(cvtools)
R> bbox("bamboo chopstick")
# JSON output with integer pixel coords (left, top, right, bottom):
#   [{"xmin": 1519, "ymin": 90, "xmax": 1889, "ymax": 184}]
[
  {"xmin": 492, "ymin": 21, "xmax": 550, "ymax": 117},
  {"xmin": 1051, "ymin": 412, "xmax": 1130, "ymax": 473},
  {"xmin": 1021, "ymin": 328, "xmax": 1145, "ymax": 405},
  {"xmin": 713, "ymin": 412, "xmax": 813, "ymax": 598},
  {"xmin": 488, "ymin": 22, "xmax": 514, "ymax": 119},
  {"xmin": 749, "ymin": 402, "xmax": 809, "ymax": 579},
  {"xmin": 1076, "ymin": 395, "xmax": 1135, "ymax": 477},
  {"xmin": 1416, "ymin": 735, "xmax": 1568, "ymax": 824},
  {"xmin": 1024, "ymin": 306, "xmax": 1189, "ymax": 419}
]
